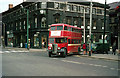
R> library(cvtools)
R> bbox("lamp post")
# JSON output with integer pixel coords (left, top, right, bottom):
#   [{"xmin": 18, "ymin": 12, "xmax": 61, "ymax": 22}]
[
  {"xmin": 21, "ymin": 5, "xmax": 29, "ymax": 50},
  {"xmin": 89, "ymin": 0, "xmax": 93, "ymax": 56},
  {"xmin": 83, "ymin": 7, "xmax": 86, "ymax": 43},
  {"xmin": 103, "ymin": 0, "xmax": 106, "ymax": 53}
]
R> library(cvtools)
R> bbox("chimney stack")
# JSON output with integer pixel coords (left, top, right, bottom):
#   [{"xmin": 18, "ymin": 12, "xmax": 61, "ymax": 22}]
[{"xmin": 9, "ymin": 4, "xmax": 13, "ymax": 9}]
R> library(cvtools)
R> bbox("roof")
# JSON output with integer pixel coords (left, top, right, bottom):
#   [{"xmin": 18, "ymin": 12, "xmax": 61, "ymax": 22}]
[
  {"xmin": 2, "ymin": 2, "xmax": 33, "ymax": 15},
  {"xmin": 25, "ymin": 0, "xmax": 89, "ymax": 2},
  {"xmin": 109, "ymin": 1, "xmax": 120, "ymax": 9}
]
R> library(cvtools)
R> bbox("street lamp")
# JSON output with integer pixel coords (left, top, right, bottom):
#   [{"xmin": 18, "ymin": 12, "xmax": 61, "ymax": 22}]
[
  {"xmin": 89, "ymin": 0, "xmax": 93, "ymax": 56},
  {"xmin": 21, "ymin": 5, "xmax": 30, "ymax": 50},
  {"xmin": 103, "ymin": 0, "xmax": 107, "ymax": 53}
]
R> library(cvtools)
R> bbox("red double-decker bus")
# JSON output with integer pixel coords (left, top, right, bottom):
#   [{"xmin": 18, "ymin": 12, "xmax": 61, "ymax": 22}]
[{"xmin": 48, "ymin": 24, "xmax": 82, "ymax": 57}]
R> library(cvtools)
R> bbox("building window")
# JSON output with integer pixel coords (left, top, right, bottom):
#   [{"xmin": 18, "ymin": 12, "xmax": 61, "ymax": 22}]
[
  {"xmin": 93, "ymin": 20, "xmax": 96, "ymax": 29},
  {"xmin": 60, "ymin": 3, "xmax": 66, "ymax": 9},
  {"xmin": 97, "ymin": 9, "xmax": 102, "ymax": 14},
  {"xmin": 73, "ymin": 5, "xmax": 77, "ymax": 12},
  {"xmin": 35, "ymin": 18, "xmax": 37, "ymax": 28},
  {"xmin": 102, "ymin": 10, "xmax": 104, "ymax": 15},
  {"xmin": 66, "ymin": 17, "xmax": 72, "ymax": 25},
  {"xmin": 20, "ymin": 22, "xmax": 21, "ymax": 30},
  {"xmin": 41, "ymin": 2, "xmax": 46, "ymax": 8},
  {"xmin": 54, "ymin": 2, "xmax": 59, "ymax": 9},
  {"xmin": 85, "ymin": 7, "xmax": 90, "ymax": 13},
  {"xmin": 41, "ymin": 17, "xmax": 46, "ymax": 28},
  {"xmin": 15, "ymin": 23, "xmax": 17, "ymax": 30},
  {"xmin": 66, "ymin": 5, "xmax": 71, "ymax": 11},
  {"xmin": 80, "ymin": 6, "xmax": 84, "ymax": 13},
  {"xmin": 73, "ymin": 18, "xmax": 78, "ymax": 26},
  {"xmin": 92, "ymin": 8, "xmax": 96, "ymax": 14},
  {"xmin": 35, "ymin": 3, "xmax": 37, "ymax": 10},
  {"xmin": 24, "ymin": 21, "xmax": 25, "ymax": 29}
]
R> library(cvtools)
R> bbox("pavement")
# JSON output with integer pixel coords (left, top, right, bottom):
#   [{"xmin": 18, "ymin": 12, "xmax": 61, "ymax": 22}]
[{"xmin": 2, "ymin": 47, "xmax": 120, "ymax": 61}]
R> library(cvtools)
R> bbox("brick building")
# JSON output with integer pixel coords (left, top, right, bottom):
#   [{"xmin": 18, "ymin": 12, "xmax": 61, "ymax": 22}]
[{"xmin": 2, "ymin": 1, "xmax": 110, "ymax": 48}]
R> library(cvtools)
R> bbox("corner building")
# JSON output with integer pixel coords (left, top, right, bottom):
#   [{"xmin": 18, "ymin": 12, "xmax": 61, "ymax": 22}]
[{"xmin": 2, "ymin": 1, "xmax": 110, "ymax": 48}]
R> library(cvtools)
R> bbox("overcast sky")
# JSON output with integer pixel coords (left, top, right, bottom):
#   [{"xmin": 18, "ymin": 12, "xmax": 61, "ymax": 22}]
[{"xmin": 0, "ymin": 0, "xmax": 119, "ymax": 13}]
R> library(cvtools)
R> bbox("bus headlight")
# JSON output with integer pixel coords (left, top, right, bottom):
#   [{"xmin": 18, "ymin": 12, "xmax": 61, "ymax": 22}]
[
  {"xmin": 49, "ymin": 47, "xmax": 52, "ymax": 50},
  {"xmin": 60, "ymin": 48, "xmax": 64, "ymax": 51},
  {"xmin": 58, "ymin": 47, "xmax": 60, "ymax": 50}
]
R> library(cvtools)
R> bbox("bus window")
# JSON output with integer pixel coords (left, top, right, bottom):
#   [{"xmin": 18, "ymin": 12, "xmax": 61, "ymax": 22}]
[
  {"xmin": 68, "ymin": 39, "xmax": 70, "ymax": 44},
  {"xmin": 68, "ymin": 27, "xmax": 71, "ymax": 31},
  {"xmin": 77, "ymin": 40, "xmax": 79, "ymax": 43},
  {"xmin": 57, "ymin": 26, "xmax": 63, "ymax": 30},
  {"xmin": 64, "ymin": 26, "xmax": 67, "ymax": 30},
  {"xmin": 49, "ymin": 38, "xmax": 54, "ymax": 43},
  {"xmin": 51, "ymin": 26, "xmax": 56, "ymax": 30},
  {"xmin": 55, "ymin": 38, "xmax": 67, "ymax": 43}
]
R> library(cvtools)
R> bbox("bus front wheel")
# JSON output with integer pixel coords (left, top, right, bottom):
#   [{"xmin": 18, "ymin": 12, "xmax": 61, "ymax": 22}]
[
  {"xmin": 63, "ymin": 49, "xmax": 67, "ymax": 58},
  {"xmin": 49, "ymin": 52, "xmax": 52, "ymax": 57}
]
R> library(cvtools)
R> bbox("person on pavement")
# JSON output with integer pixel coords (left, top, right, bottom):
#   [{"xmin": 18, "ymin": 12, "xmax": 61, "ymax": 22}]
[
  {"xmin": 83, "ymin": 43, "xmax": 86, "ymax": 55},
  {"xmin": 112, "ymin": 41, "xmax": 116, "ymax": 55}
]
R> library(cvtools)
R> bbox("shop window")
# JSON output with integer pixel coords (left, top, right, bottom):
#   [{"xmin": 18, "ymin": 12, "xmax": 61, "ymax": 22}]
[{"xmin": 41, "ymin": 17, "xmax": 46, "ymax": 28}]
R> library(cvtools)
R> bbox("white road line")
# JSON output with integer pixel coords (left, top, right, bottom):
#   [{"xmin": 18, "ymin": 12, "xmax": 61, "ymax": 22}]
[
  {"xmin": 0, "ymin": 51, "xmax": 3, "ymax": 53},
  {"xmin": 89, "ymin": 64, "xmax": 94, "ymax": 66},
  {"xmin": 4, "ymin": 51, "xmax": 10, "ymax": 53},
  {"xmin": 62, "ymin": 60, "xmax": 85, "ymax": 65},
  {"xmin": 94, "ymin": 64, "xmax": 102, "ymax": 67},
  {"xmin": 110, "ymin": 68, "xmax": 115, "ymax": 70},
  {"xmin": 102, "ymin": 66, "xmax": 108, "ymax": 68},
  {"xmin": 117, "ymin": 69, "xmax": 120, "ymax": 70},
  {"xmin": 50, "ymin": 58, "xmax": 58, "ymax": 59}
]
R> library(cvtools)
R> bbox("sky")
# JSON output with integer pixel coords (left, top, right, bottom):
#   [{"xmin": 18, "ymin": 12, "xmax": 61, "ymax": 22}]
[{"xmin": 0, "ymin": 0, "xmax": 119, "ymax": 13}]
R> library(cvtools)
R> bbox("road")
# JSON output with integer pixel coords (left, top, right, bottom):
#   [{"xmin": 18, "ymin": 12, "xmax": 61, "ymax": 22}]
[{"xmin": 1, "ymin": 48, "xmax": 119, "ymax": 76}]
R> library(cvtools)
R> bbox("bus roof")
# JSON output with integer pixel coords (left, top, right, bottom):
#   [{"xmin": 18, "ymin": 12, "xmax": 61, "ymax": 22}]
[{"xmin": 50, "ymin": 23, "xmax": 82, "ymax": 30}]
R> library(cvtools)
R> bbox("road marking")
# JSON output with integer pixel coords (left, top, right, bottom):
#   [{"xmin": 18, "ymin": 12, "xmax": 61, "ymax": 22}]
[
  {"xmin": 110, "ymin": 68, "xmax": 115, "ymax": 70},
  {"xmin": 62, "ymin": 60, "xmax": 85, "ymax": 65},
  {"xmin": 94, "ymin": 64, "xmax": 102, "ymax": 67},
  {"xmin": 4, "ymin": 51, "xmax": 10, "ymax": 53},
  {"xmin": 89, "ymin": 64, "xmax": 94, "ymax": 66},
  {"xmin": 0, "ymin": 51, "xmax": 3, "ymax": 54},
  {"xmin": 102, "ymin": 66, "xmax": 108, "ymax": 68},
  {"xmin": 117, "ymin": 69, "xmax": 120, "ymax": 70},
  {"xmin": 50, "ymin": 58, "xmax": 58, "ymax": 59}
]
